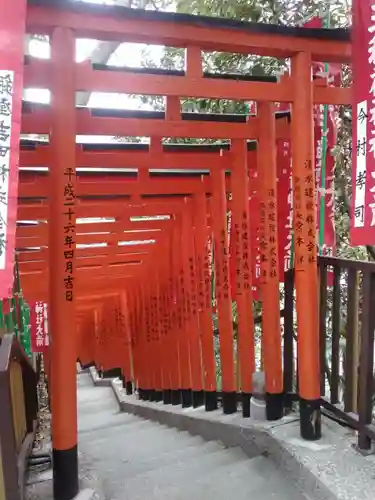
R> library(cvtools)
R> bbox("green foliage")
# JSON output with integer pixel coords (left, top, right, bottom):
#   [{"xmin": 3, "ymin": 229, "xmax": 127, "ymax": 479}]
[{"xmin": 150, "ymin": 0, "xmax": 367, "ymax": 263}]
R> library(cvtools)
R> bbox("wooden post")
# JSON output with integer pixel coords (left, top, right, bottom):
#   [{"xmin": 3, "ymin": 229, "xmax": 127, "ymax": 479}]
[
  {"xmin": 230, "ymin": 140, "xmax": 255, "ymax": 417},
  {"xmin": 136, "ymin": 285, "xmax": 145, "ymax": 395},
  {"xmin": 118, "ymin": 292, "xmax": 132, "ymax": 393},
  {"xmin": 163, "ymin": 236, "xmax": 173, "ymax": 405},
  {"xmin": 344, "ymin": 269, "xmax": 359, "ymax": 413},
  {"xmin": 104, "ymin": 296, "xmax": 121, "ymax": 378},
  {"xmin": 169, "ymin": 222, "xmax": 182, "ymax": 405},
  {"xmin": 49, "ymin": 27, "xmax": 79, "ymax": 499},
  {"xmin": 96, "ymin": 307, "xmax": 104, "ymax": 375},
  {"xmin": 257, "ymin": 102, "xmax": 283, "ymax": 420},
  {"xmin": 122, "ymin": 290, "xmax": 134, "ymax": 395},
  {"xmin": 152, "ymin": 265, "xmax": 163, "ymax": 401},
  {"xmin": 182, "ymin": 203, "xmax": 204, "ymax": 407},
  {"xmin": 291, "ymin": 51, "xmax": 321, "ymax": 440},
  {"xmin": 134, "ymin": 286, "xmax": 144, "ymax": 394},
  {"xmin": 133, "ymin": 286, "xmax": 142, "ymax": 396},
  {"xmin": 211, "ymin": 167, "xmax": 236, "ymax": 414},
  {"xmin": 142, "ymin": 281, "xmax": 153, "ymax": 399},
  {"xmin": 177, "ymin": 212, "xmax": 193, "ymax": 407},
  {"xmin": 129, "ymin": 289, "xmax": 139, "ymax": 393},
  {"xmin": 194, "ymin": 190, "xmax": 217, "ymax": 410},
  {"xmin": 157, "ymin": 241, "xmax": 170, "ymax": 403}
]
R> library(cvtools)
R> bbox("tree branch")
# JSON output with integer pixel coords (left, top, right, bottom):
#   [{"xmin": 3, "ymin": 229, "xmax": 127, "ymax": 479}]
[{"xmin": 337, "ymin": 171, "xmax": 375, "ymax": 260}]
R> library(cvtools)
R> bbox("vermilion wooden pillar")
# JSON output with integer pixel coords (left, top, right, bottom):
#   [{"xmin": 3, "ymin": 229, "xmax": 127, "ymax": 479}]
[
  {"xmin": 178, "ymin": 218, "xmax": 193, "ymax": 407},
  {"xmin": 120, "ymin": 292, "xmax": 134, "ymax": 395},
  {"xmin": 182, "ymin": 204, "xmax": 204, "ymax": 407},
  {"xmin": 130, "ymin": 290, "xmax": 138, "ymax": 388},
  {"xmin": 137, "ymin": 286, "xmax": 145, "ymax": 394},
  {"xmin": 257, "ymin": 102, "xmax": 283, "ymax": 420},
  {"xmin": 138, "ymin": 282, "xmax": 149, "ymax": 398},
  {"xmin": 151, "ymin": 266, "xmax": 163, "ymax": 401},
  {"xmin": 211, "ymin": 167, "xmax": 236, "ymax": 414},
  {"xmin": 168, "ymin": 222, "xmax": 182, "ymax": 405},
  {"xmin": 101, "ymin": 300, "xmax": 110, "ymax": 373},
  {"xmin": 140, "ymin": 281, "xmax": 152, "ymax": 399},
  {"xmin": 158, "ymin": 233, "xmax": 172, "ymax": 404},
  {"xmin": 94, "ymin": 307, "xmax": 102, "ymax": 374},
  {"xmin": 109, "ymin": 295, "xmax": 122, "ymax": 379},
  {"xmin": 291, "ymin": 51, "xmax": 321, "ymax": 440},
  {"xmin": 49, "ymin": 27, "xmax": 79, "ymax": 499},
  {"xmin": 132, "ymin": 286, "xmax": 143, "ymax": 392},
  {"xmin": 174, "ymin": 215, "xmax": 192, "ymax": 405},
  {"xmin": 194, "ymin": 191, "xmax": 217, "ymax": 411},
  {"xmin": 230, "ymin": 140, "xmax": 255, "ymax": 417}
]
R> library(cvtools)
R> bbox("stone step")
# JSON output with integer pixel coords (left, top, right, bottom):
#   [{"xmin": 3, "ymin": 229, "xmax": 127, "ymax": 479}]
[
  {"xmin": 118, "ymin": 439, "xmax": 226, "ymax": 478},
  {"xmin": 77, "ymin": 372, "xmax": 308, "ymax": 500},
  {"xmin": 157, "ymin": 455, "xmax": 307, "ymax": 500},
  {"xmin": 79, "ymin": 412, "xmax": 156, "ymax": 437},
  {"xmin": 120, "ymin": 446, "xmax": 248, "ymax": 500}
]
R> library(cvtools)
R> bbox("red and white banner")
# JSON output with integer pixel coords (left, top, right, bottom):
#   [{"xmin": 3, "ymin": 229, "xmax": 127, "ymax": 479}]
[
  {"xmin": 304, "ymin": 17, "xmax": 338, "ymax": 256},
  {"xmin": 314, "ymin": 101, "xmax": 337, "ymax": 251},
  {"xmin": 30, "ymin": 302, "xmax": 49, "ymax": 353},
  {"xmin": 0, "ymin": 0, "xmax": 27, "ymax": 298},
  {"xmin": 351, "ymin": 0, "xmax": 375, "ymax": 245}
]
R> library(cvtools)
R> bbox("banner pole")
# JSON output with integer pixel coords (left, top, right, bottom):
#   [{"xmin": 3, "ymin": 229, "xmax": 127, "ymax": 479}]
[{"xmin": 318, "ymin": 8, "xmax": 331, "ymax": 255}]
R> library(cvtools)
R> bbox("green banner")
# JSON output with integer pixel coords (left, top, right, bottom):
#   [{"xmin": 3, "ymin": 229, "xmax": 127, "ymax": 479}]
[{"xmin": 0, "ymin": 253, "xmax": 32, "ymax": 358}]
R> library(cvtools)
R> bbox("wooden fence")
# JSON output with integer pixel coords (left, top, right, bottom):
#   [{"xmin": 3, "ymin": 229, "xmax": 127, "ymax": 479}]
[
  {"xmin": 283, "ymin": 256, "xmax": 375, "ymax": 451},
  {"xmin": 0, "ymin": 334, "xmax": 38, "ymax": 500}
]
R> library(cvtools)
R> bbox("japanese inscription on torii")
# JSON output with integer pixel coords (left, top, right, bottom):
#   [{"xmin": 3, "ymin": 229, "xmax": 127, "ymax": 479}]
[
  {"xmin": 0, "ymin": 70, "xmax": 14, "ymax": 270},
  {"xmin": 63, "ymin": 167, "xmax": 76, "ymax": 302}
]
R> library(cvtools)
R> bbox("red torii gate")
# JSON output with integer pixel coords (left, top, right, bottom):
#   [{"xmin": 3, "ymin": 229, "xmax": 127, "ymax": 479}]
[{"xmin": 0, "ymin": 1, "xmax": 351, "ymax": 499}]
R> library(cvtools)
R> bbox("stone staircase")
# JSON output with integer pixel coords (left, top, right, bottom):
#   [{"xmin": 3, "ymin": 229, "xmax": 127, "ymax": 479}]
[{"xmin": 78, "ymin": 372, "xmax": 309, "ymax": 500}]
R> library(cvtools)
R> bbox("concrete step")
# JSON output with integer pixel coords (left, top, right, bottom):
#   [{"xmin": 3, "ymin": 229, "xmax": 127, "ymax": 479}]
[
  {"xmin": 79, "ymin": 405, "xmax": 142, "ymax": 424},
  {"xmin": 77, "ymin": 372, "xmax": 307, "ymax": 500},
  {"xmin": 119, "ymin": 446, "xmax": 248, "ymax": 500},
  {"xmin": 158, "ymin": 455, "xmax": 307, "ymax": 500},
  {"xmin": 80, "ymin": 423, "xmax": 180, "ymax": 447},
  {"xmin": 117, "ymin": 440, "xmax": 226, "ymax": 479},
  {"xmin": 79, "ymin": 415, "xmax": 207, "ymax": 448},
  {"xmin": 82, "ymin": 439, "xmax": 225, "ymax": 483},
  {"xmin": 249, "ymin": 478, "xmax": 307, "ymax": 500},
  {"xmin": 79, "ymin": 422, "xmax": 214, "ymax": 462},
  {"xmin": 79, "ymin": 413, "xmax": 156, "ymax": 437},
  {"xmin": 79, "ymin": 418, "xmax": 152, "ymax": 438}
]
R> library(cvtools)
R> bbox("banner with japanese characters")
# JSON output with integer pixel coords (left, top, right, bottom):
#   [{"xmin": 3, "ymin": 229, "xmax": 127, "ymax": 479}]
[
  {"xmin": 351, "ymin": 0, "xmax": 375, "ymax": 245},
  {"xmin": 302, "ymin": 16, "xmax": 338, "ymax": 257},
  {"xmin": 30, "ymin": 302, "xmax": 50, "ymax": 353},
  {"xmin": 314, "ymin": 101, "xmax": 337, "ymax": 256},
  {"xmin": 312, "ymin": 69, "xmax": 339, "ymax": 260},
  {"xmin": 0, "ymin": 72, "xmax": 16, "ymax": 296},
  {"xmin": 0, "ymin": 1, "xmax": 27, "ymax": 298}
]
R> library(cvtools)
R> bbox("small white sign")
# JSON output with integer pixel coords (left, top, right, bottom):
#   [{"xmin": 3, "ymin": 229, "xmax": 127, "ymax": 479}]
[{"xmin": 354, "ymin": 100, "xmax": 367, "ymax": 228}]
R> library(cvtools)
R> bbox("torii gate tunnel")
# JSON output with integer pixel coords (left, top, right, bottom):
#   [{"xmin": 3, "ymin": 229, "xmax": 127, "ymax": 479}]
[{"xmin": 0, "ymin": 0, "xmax": 352, "ymax": 499}]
